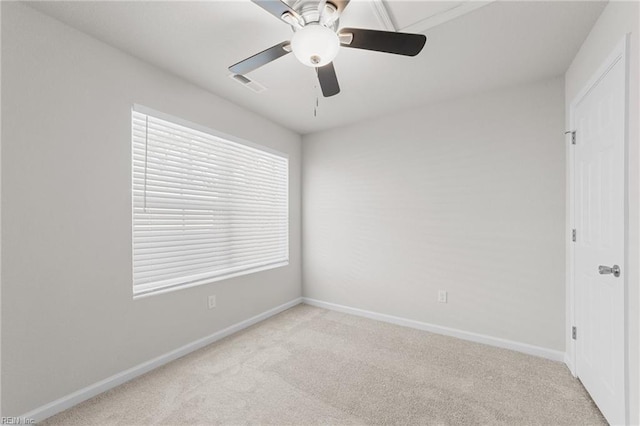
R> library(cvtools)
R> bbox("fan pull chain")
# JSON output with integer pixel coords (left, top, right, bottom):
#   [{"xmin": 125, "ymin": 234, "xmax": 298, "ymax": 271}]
[{"xmin": 313, "ymin": 79, "xmax": 320, "ymax": 117}]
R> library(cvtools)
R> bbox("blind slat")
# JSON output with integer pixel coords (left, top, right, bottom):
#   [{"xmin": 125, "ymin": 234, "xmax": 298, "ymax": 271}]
[
  {"xmin": 133, "ymin": 236, "xmax": 287, "ymax": 259},
  {"xmin": 134, "ymin": 251, "xmax": 287, "ymax": 281},
  {"xmin": 133, "ymin": 229, "xmax": 286, "ymax": 243},
  {"xmin": 134, "ymin": 246, "xmax": 287, "ymax": 273}
]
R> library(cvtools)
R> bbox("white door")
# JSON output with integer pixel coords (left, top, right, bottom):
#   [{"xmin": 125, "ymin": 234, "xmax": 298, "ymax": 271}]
[{"xmin": 573, "ymin": 45, "xmax": 626, "ymax": 425}]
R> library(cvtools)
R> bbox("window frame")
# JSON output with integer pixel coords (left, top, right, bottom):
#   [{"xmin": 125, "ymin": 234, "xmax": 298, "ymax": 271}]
[{"xmin": 131, "ymin": 105, "xmax": 289, "ymax": 299}]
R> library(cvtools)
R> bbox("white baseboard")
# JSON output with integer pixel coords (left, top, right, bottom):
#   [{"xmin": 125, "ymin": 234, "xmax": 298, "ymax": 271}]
[
  {"xmin": 21, "ymin": 296, "xmax": 565, "ymax": 422},
  {"xmin": 302, "ymin": 297, "xmax": 565, "ymax": 363},
  {"xmin": 20, "ymin": 297, "xmax": 303, "ymax": 423}
]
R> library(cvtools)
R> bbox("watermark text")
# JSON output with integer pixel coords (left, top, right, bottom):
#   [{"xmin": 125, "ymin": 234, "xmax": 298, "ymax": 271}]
[{"xmin": 1, "ymin": 417, "xmax": 35, "ymax": 425}]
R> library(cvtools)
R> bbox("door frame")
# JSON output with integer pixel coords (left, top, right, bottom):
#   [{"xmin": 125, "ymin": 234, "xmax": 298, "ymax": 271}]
[{"xmin": 567, "ymin": 34, "xmax": 630, "ymax": 423}]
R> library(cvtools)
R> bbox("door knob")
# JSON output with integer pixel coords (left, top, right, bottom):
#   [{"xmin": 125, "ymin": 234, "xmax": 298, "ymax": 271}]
[{"xmin": 598, "ymin": 265, "xmax": 621, "ymax": 277}]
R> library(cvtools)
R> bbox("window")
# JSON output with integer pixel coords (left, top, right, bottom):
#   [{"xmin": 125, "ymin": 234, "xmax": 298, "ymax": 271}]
[{"xmin": 132, "ymin": 107, "xmax": 289, "ymax": 297}]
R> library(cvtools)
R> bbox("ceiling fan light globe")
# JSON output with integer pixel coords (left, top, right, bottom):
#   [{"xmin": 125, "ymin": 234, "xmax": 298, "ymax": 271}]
[{"xmin": 291, "ymin": 24, "xmax": 340, "ymax": 67}]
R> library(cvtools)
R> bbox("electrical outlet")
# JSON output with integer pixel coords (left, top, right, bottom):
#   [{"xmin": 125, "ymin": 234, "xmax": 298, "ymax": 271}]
[
  {"xmin": 208, "ymin": 295, "xmax": 216, "ymax": 309},
  {"xmin": 438, "ymin": 290, "xmax": 448, "ymax": 303}
]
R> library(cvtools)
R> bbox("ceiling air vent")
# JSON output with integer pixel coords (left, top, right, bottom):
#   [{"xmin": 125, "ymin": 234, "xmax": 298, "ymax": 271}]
[{"xmin": 229, "ymin": 74, "xmax": 267, "ymax": 93}]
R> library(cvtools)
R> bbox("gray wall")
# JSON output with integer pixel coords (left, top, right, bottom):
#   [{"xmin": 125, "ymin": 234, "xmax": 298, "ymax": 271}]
[
  {"xmin": 564, "ymin": 1, "xmax": 639, "ymax": 423},
  {"xmin": 302, "ymin": 77, "xmax": 566, "ymax": 351},
  {"xmin": 1, "ymin": 3, "xmax": 301, "ymax": 415}
]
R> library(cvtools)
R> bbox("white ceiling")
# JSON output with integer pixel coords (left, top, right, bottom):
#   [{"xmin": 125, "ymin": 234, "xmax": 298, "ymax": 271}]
[{"xmin": 27, "ymin": 1, "xmax": 606, "ymax": 134}]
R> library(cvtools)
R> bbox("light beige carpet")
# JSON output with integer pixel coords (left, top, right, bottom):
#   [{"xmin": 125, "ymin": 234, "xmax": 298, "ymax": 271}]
[{"xmin": 41, "ymin": 304, "xmax": 605, "ymax": 425}]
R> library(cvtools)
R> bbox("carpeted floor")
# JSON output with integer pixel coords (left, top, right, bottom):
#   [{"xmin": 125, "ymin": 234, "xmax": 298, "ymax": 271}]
[{"xmin": 41, "ymin": 304, "xmax": 606, "ymax": 425}]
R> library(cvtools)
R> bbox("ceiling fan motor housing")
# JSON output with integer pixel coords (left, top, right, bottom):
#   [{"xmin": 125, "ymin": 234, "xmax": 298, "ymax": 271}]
[{"xmin": 289, "ymin": 0, "xmax": 339, "ymax": 26}]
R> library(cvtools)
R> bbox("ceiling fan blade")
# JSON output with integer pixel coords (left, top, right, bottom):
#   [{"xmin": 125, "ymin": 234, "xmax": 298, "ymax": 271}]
[
  {"xmin": 316, "ymin": 62, "xmax": 340, "ymax": 97},
  {"xmin": 252, "ymin": 0, "xmax": 301, "ymax": 25},
  {"xmin": 339, "ymin": 28, "xmax": 426, "ymax": 56},
  {"xmin": 229, "ymin": 41, "xmax": 291, "ymax": 75}
]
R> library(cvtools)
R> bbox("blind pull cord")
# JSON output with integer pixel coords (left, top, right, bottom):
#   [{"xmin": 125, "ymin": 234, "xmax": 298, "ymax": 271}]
[{"xmin": 144, "ymin": 116, "xmax": 149, "ymax": 213}]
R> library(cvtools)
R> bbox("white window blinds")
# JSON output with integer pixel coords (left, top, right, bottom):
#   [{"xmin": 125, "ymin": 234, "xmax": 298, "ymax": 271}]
[{"xmin": 132, "ymin": 108, "xmax": 289, "ymax": 297}]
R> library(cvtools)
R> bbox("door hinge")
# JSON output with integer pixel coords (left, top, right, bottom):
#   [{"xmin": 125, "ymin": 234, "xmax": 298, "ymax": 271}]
[
  {"xmin": 572, "ymin": 229, "xmax": 576, "ymax": 242},
  {"xmin": 565, "ymin": 130, "xmax": 576, "ymax": 145},
  {"xmin": 572, "ymin": 326, "xmax": 577, "ymax": 340}
]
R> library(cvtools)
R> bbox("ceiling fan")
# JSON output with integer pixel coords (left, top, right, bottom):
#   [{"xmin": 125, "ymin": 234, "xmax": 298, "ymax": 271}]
[{"xmin": 229, "ymin": 0, "xmax": 427, "ymax": 97}]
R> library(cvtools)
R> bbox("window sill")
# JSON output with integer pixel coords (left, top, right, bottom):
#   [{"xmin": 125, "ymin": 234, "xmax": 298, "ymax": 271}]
[{"xmin": 132, "ymin": 260, "xmax": 289, "ymax": 300}]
